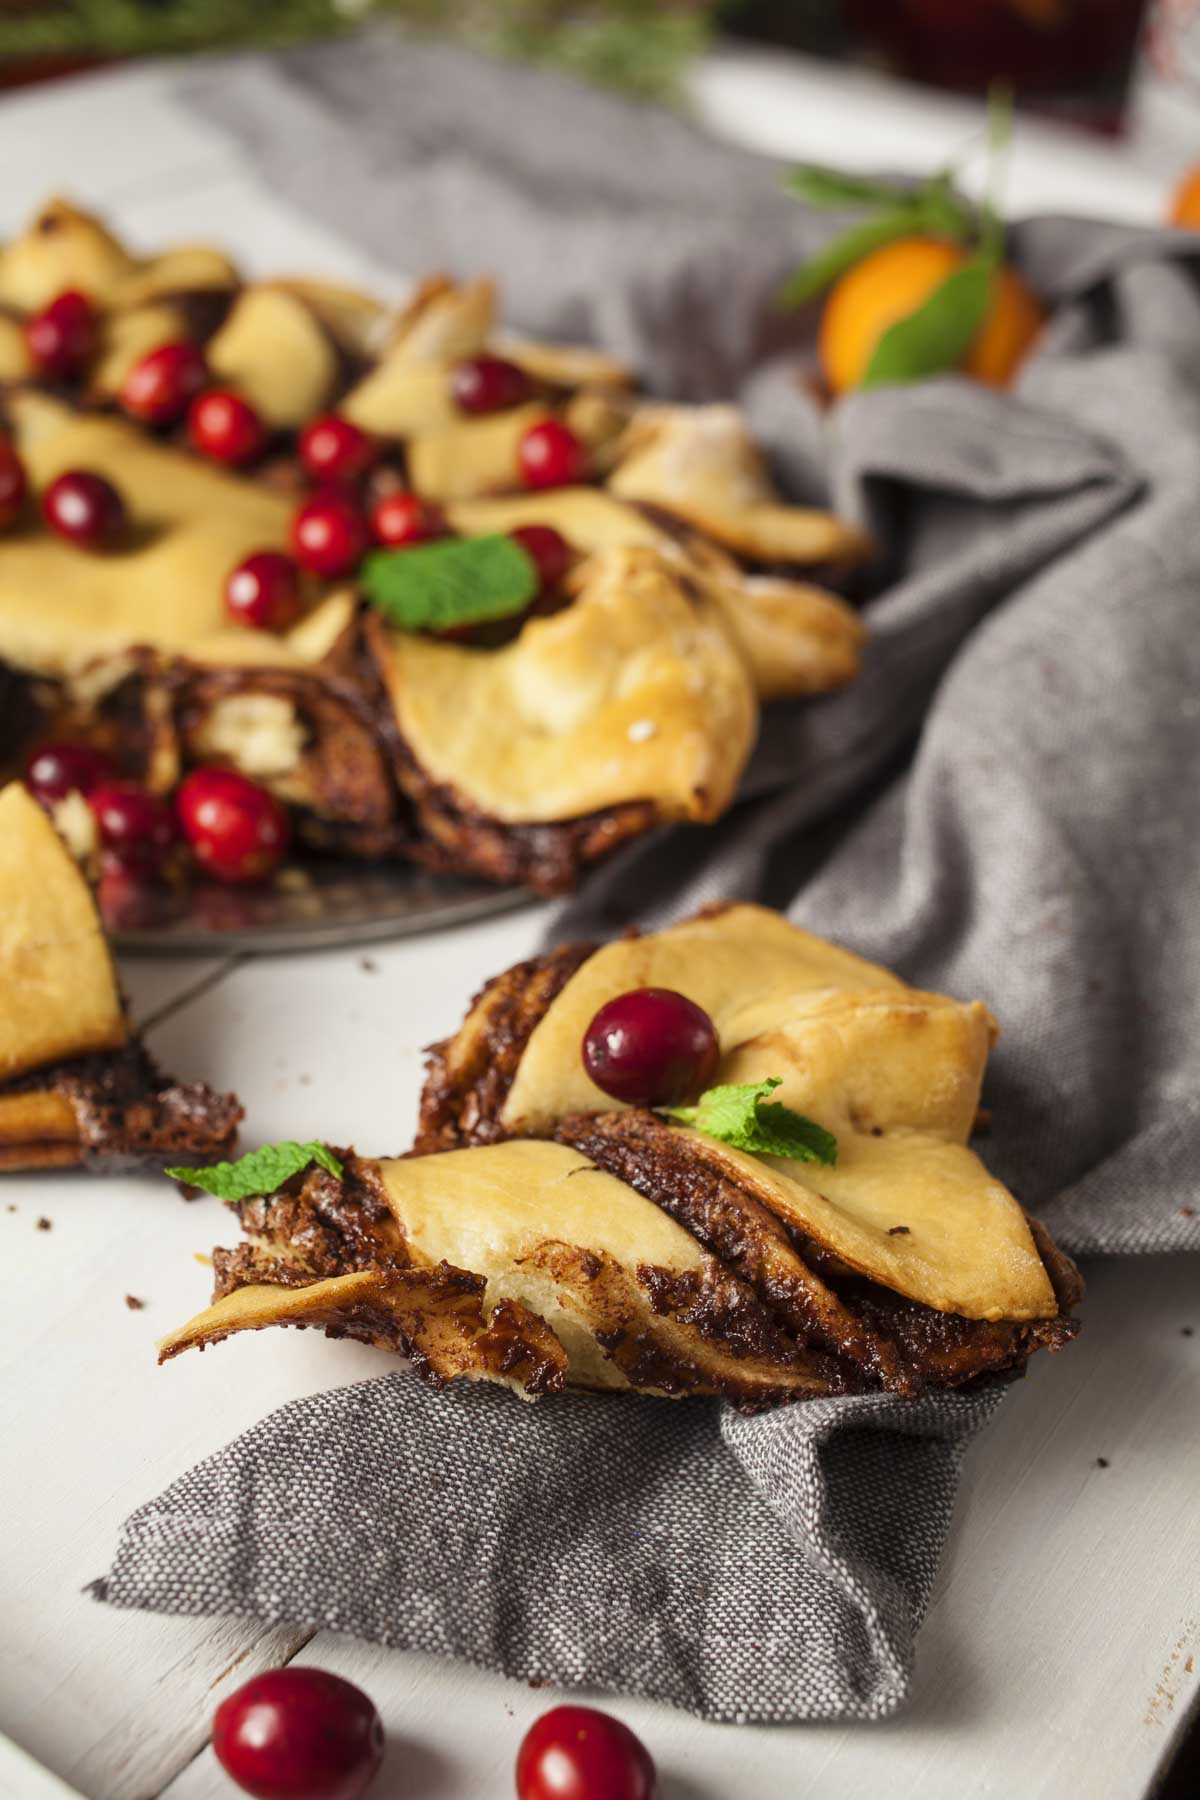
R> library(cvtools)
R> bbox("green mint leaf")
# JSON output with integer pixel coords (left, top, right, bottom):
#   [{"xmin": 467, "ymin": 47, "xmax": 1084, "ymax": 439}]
[
  {"xmin": 361, "ymin": 534, "xmax": 538, "ymax": 635},
  {"xmin": 785, "ymin": 164, "xmax": 913, "ymax": 211},
  {"xmin": 166, "ymin": 1140, "xmax": 343, "ymax": 1203},
  {"xmin": 860, "ymin": 250, "xmax": 997, "ymax": 389},
  {"xmin": 778, "ymin": 207, "xmax": 927, "ymax": 308},
  {"xmin": 661, "ymin": 1078, "xmax": 837, "ymax": 1167}
]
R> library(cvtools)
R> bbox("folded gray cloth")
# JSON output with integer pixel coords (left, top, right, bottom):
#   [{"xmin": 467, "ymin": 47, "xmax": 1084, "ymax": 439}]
[{"xmin": 98, "ymin": 36, "xmax": 1199, "ymax": 1722}]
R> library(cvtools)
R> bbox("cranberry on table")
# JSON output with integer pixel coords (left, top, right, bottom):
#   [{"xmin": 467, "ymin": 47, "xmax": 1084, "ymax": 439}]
[
  {"xmin": 516, "ymin": 1704, "xmax": 657, "ymax": 1800},
  {"xmin": 369, "ymin": 489, "xmax": 447, "ymax": 549},
  {"xmin": 225, "ymin": 550, "xmax": 302, "ymax": 632},
  {"xmin": 582, "ymin": 987, "xmax": 720, "ymax": 1107},
  {"xmin": 452, "ymin": 352, "xmax": 532, "ymax": 416},
  {"xmin": 212, "ymin": 1666, "xmax": 384, "ymax": 1800},
  {"xmin": 88, "ymin": 781, "xmax": 176, "ymax": 869},
  {"xmin": 119, "ymin": 339, "xmax": 209, "ymax": 426},
  {"xmin": 26, "ymin": 741, "xmax": 115, "ymax": 804},
  {"xmin": 292, "ymin": 490, "xmax": 369, "ymax": 577},
  {"xmin": 518, "ymin": 419, "xmax": 586, "ymax": 490},
  {"xmin": 177, "ymin": 766, "xmax": 289, "ymax": 884},
  {"xmin": 510, "ymin": 523, "xmax": 572, "ymax": 594},
  {"xmin": 299, "ymin": 414, "xmax": 377, "ymax": 485},
  {"xmin": 0, "ymin": 440, "xmax": 28, "ymax": 529},
  {"xmin": 42, "ymin": 469, "xmax": 126, "ymax": 549},
  {"xmin": 25, "ymin": 289, "xmax": 97, "ymax": 379},
  {"xmin": 188, "ymin": 388, "xmax": 267, "ymax": 466}
]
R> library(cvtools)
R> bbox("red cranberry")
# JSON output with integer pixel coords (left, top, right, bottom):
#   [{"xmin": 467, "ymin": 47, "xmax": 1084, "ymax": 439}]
[
  {"xmin": 225, "ymin": 551, "xmax": 302, "ymax": 632},
  {"xmin": 25, "ymin": 290, "xmax": 96, "ymax": 379},
  {"xmin": 177, "ymin": 767, "xmax": 289, "ymax": 884},
  {"xmin": 120, "ymin": 340, "xmax": 209, "ymax": 426},
  {"xmin": 510, "ymin": 523, "xmax": 572, "ymax": 594},
  {"xmin": 212, "ymin": 1666, "xmax": 384, "ymax": 1800},
  {"xmin": 582, "ymin": 987, "xmax": 720, "ymax": 1106},
  {"xmin": 42, "ymin": 470, "xmax": 126, "ymax": 549},
  {"xmin": 188, "ymin": 389, "xmax": 266, "ymax": 466},
  {"xmin": 516, "ymin": 1705, "xmax": 657, "ymax": 1800},
  {"xmin": 292, "ymin": 491, "xmax": 369, "ymax": 577},
  {"xmin": 88, "ymin": 781, "xmax": 176, "ymax": 870},
  {"xmin": 299, "ymin": 414, "xmax": 376, "ymax": 485},
  {"xmin": 369, "ymin": 490, "xmax": 447, "ymax": 549},
  {"xmin": 452, "ymin": 353, "xmax": 532, "ymax": 416},
  {"xmin": 0, "ymin": 440, "xmax": 28, "ymax": 528},
  {"xmin": 25, "ymin": 741, "xmax": 115, "ymax": 804},
  {"xmin": 518, "ymin": 419, "xmax": 586, "ymax": 490}
]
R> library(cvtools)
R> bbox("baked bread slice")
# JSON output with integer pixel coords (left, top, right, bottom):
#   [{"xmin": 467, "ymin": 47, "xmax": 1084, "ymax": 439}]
[
  {"xmin": 161, "ymin": 906, "xmax": 1079, "ymax": 1403},
  {"xmin": 0, "ymin": 782, "xmax": 241, "ymax": 1171}
]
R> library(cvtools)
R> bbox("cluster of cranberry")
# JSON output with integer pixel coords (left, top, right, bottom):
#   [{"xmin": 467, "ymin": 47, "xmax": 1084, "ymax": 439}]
[
  {"xmin": 223, "ymin": 368, "xmax": 577, "ymax": 633},
  {"xmin": 9, "ymin": 299, "xmax": 593, "ymax": 890},
  {"xmin": 3, "ymin": 291, "xmax": 585, "ymax": 609},
  {"xmin": 27, "ymin": 741, "xmax": 288, "ymax": 887},
  {"xmin": 213, "ymin": 1665, "xmax": 656, "ymax": 1800}
]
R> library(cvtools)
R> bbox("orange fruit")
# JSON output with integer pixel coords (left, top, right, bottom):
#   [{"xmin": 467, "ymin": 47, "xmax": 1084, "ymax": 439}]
[
  {"xmin": 818, "ymin": 236, "xmax": 1045, "ymax": 395},
  {"xmin": 1170, "ymin": 164, "xmax": 1200, "ymax": 228}
]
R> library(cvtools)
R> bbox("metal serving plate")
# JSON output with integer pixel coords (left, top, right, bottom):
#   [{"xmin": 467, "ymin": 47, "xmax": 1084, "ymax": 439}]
[{"xmin": 106, "ymin": 859, "xmax": 532, "ymax": 955}]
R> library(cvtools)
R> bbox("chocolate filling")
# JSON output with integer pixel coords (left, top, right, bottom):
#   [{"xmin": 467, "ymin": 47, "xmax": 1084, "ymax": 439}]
[
  {"xmin": 417, "ymin": 942, "xmax": 1081, "ymax": 1398},
  {"xmin": 418, "ymin": 941, "xmax": 598, "ymax": 1152},
  {"xmin": 0, "ymin": 1038, "xmax": 241, "ymax": 1171}
]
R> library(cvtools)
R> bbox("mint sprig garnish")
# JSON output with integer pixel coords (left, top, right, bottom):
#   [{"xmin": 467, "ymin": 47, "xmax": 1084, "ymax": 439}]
[
  {"xmin": 361, "ymin": 533, "xmax": 538, "ymax": 635},
  {"xmin": 166, "ymin": 1141, "xmax": 343, "ymax": 1202},
  {"xmin": 660, "ymin": 1078, "xmax": 837, "ymax": 1167}
]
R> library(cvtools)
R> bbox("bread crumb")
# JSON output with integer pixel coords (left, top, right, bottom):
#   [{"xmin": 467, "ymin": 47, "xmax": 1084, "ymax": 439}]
[
  {"xmin": 124, "ymin": 1294, "xmax": 146, "ymax": 1311},
  {"xmin": 35, "ymin": 1216, "xmax": 52, "ymax": 1231}
]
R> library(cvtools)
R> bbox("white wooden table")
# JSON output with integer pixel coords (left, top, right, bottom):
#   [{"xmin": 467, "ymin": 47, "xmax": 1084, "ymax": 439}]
[{"xmin": 0, "ymin": 44, "xmax": 1196, "ymax": 1800}]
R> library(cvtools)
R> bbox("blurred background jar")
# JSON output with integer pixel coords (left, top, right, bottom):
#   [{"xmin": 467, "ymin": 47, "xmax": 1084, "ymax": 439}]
[{"xmin": 728, "ymin": 0, "xmax": 1151, "ymax": 134}]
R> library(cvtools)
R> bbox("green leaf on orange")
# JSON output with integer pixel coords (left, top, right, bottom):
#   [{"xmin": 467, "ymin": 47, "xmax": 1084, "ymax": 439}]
[
  {"xmin": 859, "ymin": 250, "xmax": 997, "ymax": 389},
  {"xmin": 778, "ymin": 206, "xmax": 929, "ymax": 308}
]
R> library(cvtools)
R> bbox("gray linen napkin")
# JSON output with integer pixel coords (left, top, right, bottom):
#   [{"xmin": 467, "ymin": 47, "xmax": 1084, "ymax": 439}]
[{"xmin": 98, "ymin": 38, "xmax": 1199, "ymax": 1720}]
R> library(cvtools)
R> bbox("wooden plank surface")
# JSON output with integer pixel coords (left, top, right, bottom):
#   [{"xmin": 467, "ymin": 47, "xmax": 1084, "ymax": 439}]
[{"xmin": 0, "ymin": 48, "xmax": 1193, "ymax": 1800}]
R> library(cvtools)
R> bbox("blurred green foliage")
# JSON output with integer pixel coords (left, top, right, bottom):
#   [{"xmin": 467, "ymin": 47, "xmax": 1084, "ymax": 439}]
[{"xmin": 0, "ymin": 0, "xmax": 717, "ymax": 101}]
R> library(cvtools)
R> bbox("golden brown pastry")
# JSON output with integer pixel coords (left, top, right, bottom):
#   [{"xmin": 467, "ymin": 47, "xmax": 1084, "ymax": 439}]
[
  {"xmin": 161, "ymin": 906, "xmax": 1079, "ymax": 1403},
  {"xmin": 366, "ymin": 543, "xmax": 758, "ymax": 833},
  {"xmin": 0, "ymin": 783, "xmax": 241, "ymax": 1171},
  {"xmin": 608, "ymin": 403, "xmax": 873, "ymax": 568},
  {"xmin": 0, "ymin": 198, "xmax": 870, "ymax": 897},
  {"xmin": 160, "ymin": 1143, "xmax": 838, "ymax": 1404},
  {"xmin": 446, "ymin": 488, "xmax": 866, "ymax": 703}
]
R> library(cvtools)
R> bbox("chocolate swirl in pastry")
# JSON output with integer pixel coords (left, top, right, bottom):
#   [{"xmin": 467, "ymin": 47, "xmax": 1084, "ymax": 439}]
[{"xmin": 162, "ymin": 906, "xmax": 1079, "ymax": 1404}]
